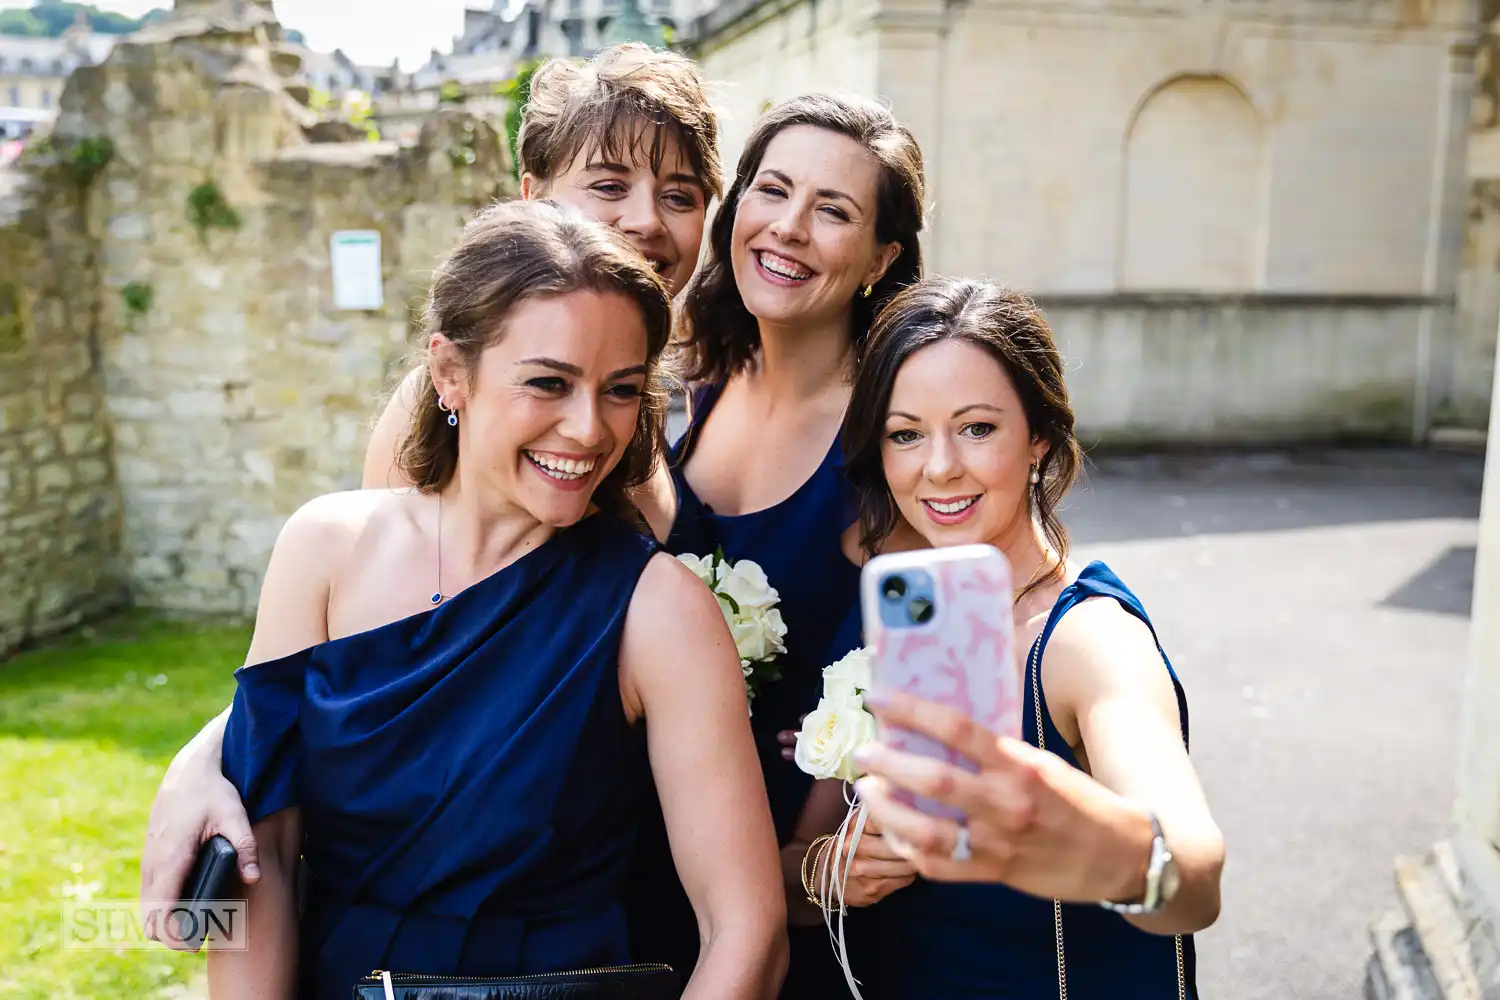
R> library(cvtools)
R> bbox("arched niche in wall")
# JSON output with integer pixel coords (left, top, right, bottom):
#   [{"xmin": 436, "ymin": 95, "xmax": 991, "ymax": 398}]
[{"xmin": 1119, "ymin": 74, "xmax": 1266, "ymax": 292}]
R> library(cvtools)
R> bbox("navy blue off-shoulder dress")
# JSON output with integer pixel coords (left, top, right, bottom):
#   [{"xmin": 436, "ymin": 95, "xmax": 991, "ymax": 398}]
[{"xmin": 221, "ymin": 513, "xmax": 660, "ymax": 1000}]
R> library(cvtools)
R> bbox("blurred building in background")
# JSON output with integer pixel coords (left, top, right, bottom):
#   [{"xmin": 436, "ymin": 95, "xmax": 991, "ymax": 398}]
[
  {"xmin": 0, "ymin": 13, "xmax": 113, "ymax": 138},
  {"xmin": 685, "ymin": 0, "xmax": 1485, "ymax": 446}
]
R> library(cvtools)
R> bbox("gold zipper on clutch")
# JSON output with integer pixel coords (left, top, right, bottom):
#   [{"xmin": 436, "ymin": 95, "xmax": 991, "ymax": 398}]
[{"xmin": 368, "ymin": 962, "xmax": 670, "ymax": 985}]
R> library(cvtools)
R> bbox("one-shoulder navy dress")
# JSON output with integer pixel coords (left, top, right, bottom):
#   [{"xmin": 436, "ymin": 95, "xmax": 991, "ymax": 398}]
[
  {"xmin": 221, "ymin": 513, "xmax": 659, "ymax": 1000},
  {"xmin": 626, "ymin": 382, "xmax": 868, "ymax": 998},
  {"xmin": 869, "ymin": 562, "xmax": 1200, "ymax": 1000}
]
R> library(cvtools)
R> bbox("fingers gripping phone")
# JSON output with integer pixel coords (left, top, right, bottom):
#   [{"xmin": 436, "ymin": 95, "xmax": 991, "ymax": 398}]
[{"xmin": 860, "ymin": 544, "xmax": 1023, "ymax": 821}]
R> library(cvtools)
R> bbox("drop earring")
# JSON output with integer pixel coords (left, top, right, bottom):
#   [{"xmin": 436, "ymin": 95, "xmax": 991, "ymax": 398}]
[
  {"xmin": 1029, "ymin": 461, "xmax": 1041, "ymax": 486},
  {"xmin": 437, "ymin": 395, "xmax": 458, "ymax": 427}
]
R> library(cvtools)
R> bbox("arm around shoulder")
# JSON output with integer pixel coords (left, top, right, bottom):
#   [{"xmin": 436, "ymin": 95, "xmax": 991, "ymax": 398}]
[
  {"xmin": 620, "ymin": 553, "xmax": 787, "ymax": 1000},
  {"xmin": 362, "ymin": 366, "xmax": 423, "ymax": 491}
]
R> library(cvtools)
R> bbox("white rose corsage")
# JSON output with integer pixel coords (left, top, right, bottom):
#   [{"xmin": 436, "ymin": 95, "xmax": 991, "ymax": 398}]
[
  {"xmin": 793, "ymin": 645, "xmax": 880, "ymax": 1000},
  {"xmin": 677, "ymin": 549, "xmax": 788, "ymax": 708},
  {"xmin": 793, "ymin": 646, "xmax": 877, "ymax": 781}
]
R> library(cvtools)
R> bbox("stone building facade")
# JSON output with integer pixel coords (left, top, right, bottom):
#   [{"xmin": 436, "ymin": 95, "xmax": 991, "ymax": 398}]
[
  {"xmin": 0, "ymin": 0, "xmax": 514, "ymax": 653},
  {"xmin": 685, "ymin": 0, "xmax": 1483, "ymax": 444},
  {"xmin": 0, "ymin": 20, "xmax": 115, "ymax": 138}
]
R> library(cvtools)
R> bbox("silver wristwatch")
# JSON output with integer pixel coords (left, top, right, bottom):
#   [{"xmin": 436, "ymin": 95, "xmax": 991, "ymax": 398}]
[{"xmin": 1099, "ymin": 812, "xmax": 1180, "ymax": 915}]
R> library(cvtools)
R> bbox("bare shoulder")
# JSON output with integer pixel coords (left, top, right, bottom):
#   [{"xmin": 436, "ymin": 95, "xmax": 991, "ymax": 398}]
[
  {"xmin": 278, "ymin": 488, "xmax": 389, "ymax": 554},
  {"xmin": 1043, "ymin": 594, "xmax": 1178, "ymax": 731},
  {"xmin": 625, "ymin": 550, "xmax": 718, "ymax": 626},
  {"xmin": 619, "ymin": 551, "xmax": 737, "ymax": 720}
]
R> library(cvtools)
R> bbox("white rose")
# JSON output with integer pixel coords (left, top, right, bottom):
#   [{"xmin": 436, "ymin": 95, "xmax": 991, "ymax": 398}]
[
  {"xmin": 719, "ymin": 559, "xmax": 778, "ymax": 610},
  {"xmin": 822, "ymin": 646, "xmax": 872, "ymax": 702},
  {"xmin": 714, "ymin": 594, "xmax": 738, "ymax": 627},
  {"xmin": 794, "ymin": 697, "xmax": 878, "ymax": 781},
  {"xmin": 676, "ymin": 552, "xmax": 718, "ymax": 587},
  {"xmin": 731, "ymin": 609, "xmax": 776, "ymax": 662},
  {"xmin": 761, "ymin": 607, "xmax": 788, "ymax": 657}
]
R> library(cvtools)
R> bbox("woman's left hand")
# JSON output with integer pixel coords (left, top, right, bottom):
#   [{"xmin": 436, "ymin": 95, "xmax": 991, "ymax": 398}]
[{"xmin": 852, "ymin": 692, "xmax": 1153, "ymax": 905}]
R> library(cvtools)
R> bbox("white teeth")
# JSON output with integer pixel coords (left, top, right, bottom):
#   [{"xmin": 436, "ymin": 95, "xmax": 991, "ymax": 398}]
[
  {"xmin": 526, "ymin": 451, "xmax": 595, "ymax": 480},
  {"xmin": 927, "ymin": 497, "xmax": 976, "ymax": 514},
  {"xmin": 757, "ymin": 251, "xmax": 812, "ymax": 280}
]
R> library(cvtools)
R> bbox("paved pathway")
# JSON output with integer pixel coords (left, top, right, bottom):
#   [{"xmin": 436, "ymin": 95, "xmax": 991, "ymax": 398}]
[{"xmin": 1061, "ymin": 449, "xmax": 1482, "ymax": 1000}]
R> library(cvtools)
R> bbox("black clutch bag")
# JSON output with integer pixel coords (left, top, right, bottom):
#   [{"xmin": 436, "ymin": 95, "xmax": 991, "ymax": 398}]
[{"xmin": 354, "ymin": 964, "xmax": 680, "ymax": 1000}]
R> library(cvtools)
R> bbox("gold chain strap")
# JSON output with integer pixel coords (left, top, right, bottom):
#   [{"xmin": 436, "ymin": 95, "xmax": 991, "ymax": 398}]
[{"xmin": 1028, "ymin": 634, "xmax": 1186, "ymax": 1000}]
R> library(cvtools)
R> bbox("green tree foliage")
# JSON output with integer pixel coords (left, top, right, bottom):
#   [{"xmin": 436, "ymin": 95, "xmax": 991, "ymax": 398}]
[
  {"xmin": 496, "ymin": 57, "xmax": 543, "ymax": 182},
  {"xmin": 0, "ymin": 1, "xmax": 166, "ymax": 37}
]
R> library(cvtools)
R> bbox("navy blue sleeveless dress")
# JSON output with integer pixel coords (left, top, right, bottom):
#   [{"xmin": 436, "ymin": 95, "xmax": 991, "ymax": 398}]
[
  {"xmin": 870, "ymin": 561, "xmax": 1199, "ymax": 1000},
  {"xmin": 221, "ymin": 513, "xmax": 659, "ymax": 1000},
  {"xmin": 626, "ymin": 382, "xmax": 866, "ymax": 997}
]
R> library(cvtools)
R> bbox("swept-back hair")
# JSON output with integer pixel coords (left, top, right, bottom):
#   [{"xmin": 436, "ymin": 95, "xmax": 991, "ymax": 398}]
[{"xmin": 679, "ymin": 93, "xmax": 926, "ymax": 384}]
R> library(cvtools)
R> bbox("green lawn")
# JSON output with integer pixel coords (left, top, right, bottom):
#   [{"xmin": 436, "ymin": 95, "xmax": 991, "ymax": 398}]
[{"xmin": 0, "ymin": 615, "xmax": 252, "ymax": 1000}]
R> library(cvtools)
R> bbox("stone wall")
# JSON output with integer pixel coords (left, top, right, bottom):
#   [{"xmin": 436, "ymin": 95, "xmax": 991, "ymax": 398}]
[
  {"xmin": 0, "ymin": 162, "xmax": 126, "ymax": 654},
  {"xmin": 1042, "ymin": 294, "xmax": 1444, "ymax": 445},
  {"xmin": 687, "ymin": 0, "xmax": 1480, "ymax": 443},
  {"xmin": 0, "ymin": 0, "xmax": 514, "ymax": 648}
]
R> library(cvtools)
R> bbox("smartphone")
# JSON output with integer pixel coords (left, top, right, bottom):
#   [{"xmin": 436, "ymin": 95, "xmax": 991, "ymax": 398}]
[
  {"xmin": 170, "ymin": 835, "xmax": 239, "ymax": 951},
  {"xmin": 860, "ymin": 544, "xmax": 1023, "ymax": 820}
]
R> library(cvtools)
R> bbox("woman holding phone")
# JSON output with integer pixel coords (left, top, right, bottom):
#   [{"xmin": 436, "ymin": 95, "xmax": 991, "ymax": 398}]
[{"xmin": 805, "ymin": 276, "xmax": 1225, "ymax": 999}]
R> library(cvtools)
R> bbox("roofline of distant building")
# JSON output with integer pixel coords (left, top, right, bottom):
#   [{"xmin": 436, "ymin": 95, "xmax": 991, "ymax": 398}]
[{"xmin": 681, "ymin": 0, "xmax": 788, "ymax": 50}]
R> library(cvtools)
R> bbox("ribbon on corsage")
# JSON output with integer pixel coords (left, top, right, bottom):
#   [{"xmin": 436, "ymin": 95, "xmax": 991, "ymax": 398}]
[{"xmin": 794, "ymin": 646, "xmax": 879, "ymax": 999}]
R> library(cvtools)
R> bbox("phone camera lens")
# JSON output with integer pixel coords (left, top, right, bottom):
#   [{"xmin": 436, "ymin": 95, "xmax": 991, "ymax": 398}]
[
  {"xmin": 881, "ymin": 575, "xmax": 907, "ymax": 601},
  {"xmin": 907, "ymin": 596, "xmax": 934, "ymax": 624}
]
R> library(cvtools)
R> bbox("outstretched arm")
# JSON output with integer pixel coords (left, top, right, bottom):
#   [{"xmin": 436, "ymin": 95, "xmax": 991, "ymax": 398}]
[
  {"xmin": 855, "ymin": 599, "xmax": 1224, "ymax": 936},
  {"xmin": 620, "ymin": 554, "xmax": 787, "ymax": 999}
]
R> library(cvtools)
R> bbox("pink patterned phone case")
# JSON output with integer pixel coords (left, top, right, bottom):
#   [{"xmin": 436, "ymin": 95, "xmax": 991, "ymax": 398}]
[{"xmin": 860, "ymin": 544, "xmax": 1022, "ymax": 821}]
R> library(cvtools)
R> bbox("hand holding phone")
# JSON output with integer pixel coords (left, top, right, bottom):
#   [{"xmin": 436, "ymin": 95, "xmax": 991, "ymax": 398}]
[
  {"xmin": 166, "ymin": 835, "xmax": 239, "ymax": 951},
  {"xmin": 860, "ymin": 544, "xmax": 1022, "ymax": 821}
]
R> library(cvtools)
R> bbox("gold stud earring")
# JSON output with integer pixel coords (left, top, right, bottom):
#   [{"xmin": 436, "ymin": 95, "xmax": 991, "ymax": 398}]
[{"xmin": 861, "ymin": 284, "xmax": 873, "ymax": 298}]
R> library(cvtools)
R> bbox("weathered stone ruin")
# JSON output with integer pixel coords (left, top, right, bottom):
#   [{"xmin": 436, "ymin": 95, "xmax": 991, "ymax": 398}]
[{"xmin": 0, "ymin": 0, "xmax": 515, "ymax": 653}]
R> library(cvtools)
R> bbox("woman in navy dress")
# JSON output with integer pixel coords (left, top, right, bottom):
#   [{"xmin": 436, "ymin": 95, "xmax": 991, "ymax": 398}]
[
  {"xmin": 623, "ymin": 94, "xmax": 929, "ymax": 997},
  {"xmin": 830, "ymin": 277, "xmax": 1226, "ymax": 998},
  {"xmin": 205, "ymin": 201, "xmax": 786, "ymax": 1000}
]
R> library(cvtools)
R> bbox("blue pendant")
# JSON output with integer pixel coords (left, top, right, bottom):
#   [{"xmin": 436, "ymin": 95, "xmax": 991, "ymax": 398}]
[{"xmin": 430, "ymin": 592, "xmax": 443, "ymax": 605}]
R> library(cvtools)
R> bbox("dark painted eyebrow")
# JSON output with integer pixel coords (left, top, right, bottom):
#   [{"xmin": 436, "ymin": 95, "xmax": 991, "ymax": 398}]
[
  {"xmin": 583, "ymin": 161, "xmax": 706, "ymax": 191},
  {"xmin": 517, "ymin": 358, "xmax": 648, "ymax": 380},
  {"xmin": 952, "ymin": 403, "xmax": 1004, "ymax": 418},
  {"xmin": 887, "ymin": 403, "xmax": 1004, "ymax": 421},
  {"xmin": 758, "ymin": 169, "xmax": 863, "ymax": 212}
]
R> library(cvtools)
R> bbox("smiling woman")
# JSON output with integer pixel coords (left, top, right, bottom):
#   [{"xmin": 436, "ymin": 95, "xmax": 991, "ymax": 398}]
[
  {"xmin": 146, "ymin": 199, "xmax": 791, "ymax": 1000},
  {"xmin": 831, "ymin": 277, "xmax": 1223, "ymax": 1000}
]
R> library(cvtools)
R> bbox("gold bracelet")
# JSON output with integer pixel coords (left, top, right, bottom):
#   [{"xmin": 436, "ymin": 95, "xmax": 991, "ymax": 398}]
[
  {"xmin": 801, "ymin": 834, "xmax": 835, "ymax": 905},
  {"xmin": 811, "ymin": 834, "xmax": 842, "ymax": 913}
]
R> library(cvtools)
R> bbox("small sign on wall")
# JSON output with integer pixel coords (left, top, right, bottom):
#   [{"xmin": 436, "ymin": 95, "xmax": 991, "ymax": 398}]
[{"xmin": 330, "ymin": 230, "xmax": 384, "ymax": 311}]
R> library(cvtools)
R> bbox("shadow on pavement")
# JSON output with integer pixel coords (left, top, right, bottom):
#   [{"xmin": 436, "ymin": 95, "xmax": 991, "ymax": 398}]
[
  {"xmin": 1062, "ymin": 448, "xmax": 1484, "ymax": 546},
  {"xmin": 1379, "ymin": 544, "xmax": 1477, "ymax": 617}
]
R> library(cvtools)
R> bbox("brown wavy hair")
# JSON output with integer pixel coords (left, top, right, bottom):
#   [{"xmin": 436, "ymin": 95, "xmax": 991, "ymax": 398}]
[
  {"xmin": 518, "ymin": 43, "xmax": 723, "ymax": 199},
  {"xmin": 844, "ymin": 278, "xmax": 1083, "ymax": 602},
  {"xmin": 678, "ymin": 93, "xmax": 926, "ymax": 385},
  {"xmin": 396, "ymin": 199, "xmax": 674, "ymax": 521}
]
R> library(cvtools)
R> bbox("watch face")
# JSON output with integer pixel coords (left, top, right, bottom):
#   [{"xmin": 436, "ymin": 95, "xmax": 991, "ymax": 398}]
[{"xmin": 1160, "ymin": 857, "xmax": 1182, "ymax": 902}]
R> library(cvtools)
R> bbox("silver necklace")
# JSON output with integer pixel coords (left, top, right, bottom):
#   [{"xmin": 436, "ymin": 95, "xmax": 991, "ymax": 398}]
[{"xmin": 430, "ymin": 493, "xmax": 445, "ymax": 605}]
